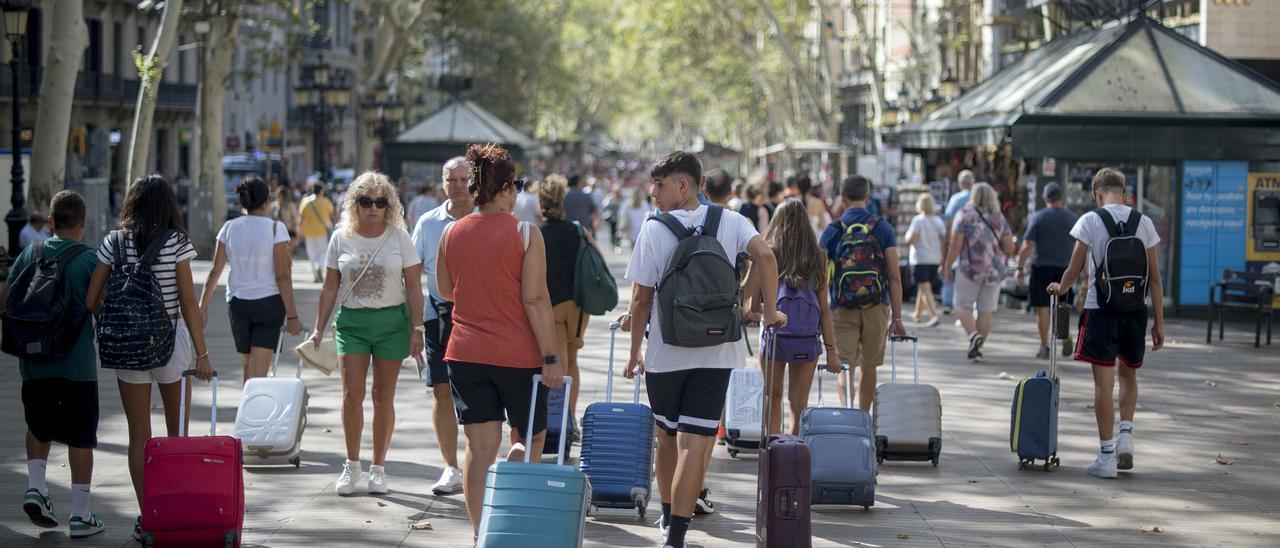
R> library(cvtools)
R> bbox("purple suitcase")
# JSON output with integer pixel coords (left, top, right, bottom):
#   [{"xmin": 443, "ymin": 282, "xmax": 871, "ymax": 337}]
[{"xmin": 755, "ymin": 329, "xmax": 812, "ymax": 548}]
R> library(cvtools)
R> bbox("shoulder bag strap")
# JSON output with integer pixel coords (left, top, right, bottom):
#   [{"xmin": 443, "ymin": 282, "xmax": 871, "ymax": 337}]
[
  {"xmin": 329, "ymin": 230, "xmax": 395, "ymax": 328},
  {"xmin": 304, "ymin": 200, "xmax": 333, "ymax": 235},
  {"xmin": 974, "ymin": 210, "xmax": 1001, "ymax": 242}
]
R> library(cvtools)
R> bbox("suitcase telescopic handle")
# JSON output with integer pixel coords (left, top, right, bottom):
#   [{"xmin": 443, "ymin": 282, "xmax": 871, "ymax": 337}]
[
  {"xmin": 605, "ymin": 321, "xmax": 641, "ymax": 404},
  {"xmin": 1049, "ymin": 294, "xmax": 1060, "ymax": 380},
  {"xmin": 527, "ymin": 374, "xmax": 574, "ymax": 466},
  {"xmin": 761, "ymin": 327, "xmax": 778, "ymax": 446},
  {"xmin": 178, "ymin": 370, "xmax": 219, "ymax": 438},
  {"xmin": 268, "ymin": 328, "xmax": 305, "ymax": 379},
  {"xmin": 889, "ymin": 335, "xmax": 920, "ymax": 385},
  {"xmin": 816, "ymin": 364, "xmax": 853, "ymax": 409}
]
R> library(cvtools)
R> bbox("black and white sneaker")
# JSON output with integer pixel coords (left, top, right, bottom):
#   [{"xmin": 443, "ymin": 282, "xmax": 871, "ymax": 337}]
[
  {"xmin": 694, "ymin": 488, "xmax": 715, "ymax": 515},
  {"xmin": 655, "ymin": 515, "xmax": 669, "ymax": 536},
  {"xmin": 966, "ymin": 334, "xmax": 985, "ymax": 361}
]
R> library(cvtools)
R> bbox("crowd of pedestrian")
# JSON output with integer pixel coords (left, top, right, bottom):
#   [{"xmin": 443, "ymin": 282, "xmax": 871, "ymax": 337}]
[{"xmin": 0, "ymin": 142, "xmax": 1165, "ymax": 546}]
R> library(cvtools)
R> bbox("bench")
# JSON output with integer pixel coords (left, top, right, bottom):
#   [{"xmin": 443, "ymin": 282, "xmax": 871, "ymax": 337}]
[{"xmin": 1206, "ymin": 270, "xmax": 1275, "ymax": 348}]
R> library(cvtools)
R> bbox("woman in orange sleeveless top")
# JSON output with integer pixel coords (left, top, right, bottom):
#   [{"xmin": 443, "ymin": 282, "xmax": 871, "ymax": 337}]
[{"xmin": 435, "ymin": 143, "xmax": 565, "ymax": 535}]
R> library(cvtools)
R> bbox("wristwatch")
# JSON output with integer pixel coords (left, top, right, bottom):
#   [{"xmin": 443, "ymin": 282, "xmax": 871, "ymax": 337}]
[
  {"xmin": 413, "ymin": 325, "xmax": 426, "ymax": 333},
  {"xmin": 542, "ymin": 354, "xmax": 560, "ymax": 365}
]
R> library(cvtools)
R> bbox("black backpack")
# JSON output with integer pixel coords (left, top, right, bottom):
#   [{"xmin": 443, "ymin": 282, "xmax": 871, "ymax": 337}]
[
  {"xmin": 1094, "ymin": 210, "xmax": 1148, "ymax": 312},
  {"xmin": 97, "ymin": 230, "xmax": 176, "ymax": 371},
  {"xmin": 650, "ymin": 206, "xmax": 743, "ymax": 348},
  {"xmin": 1, "ymin": 242, "xmax": 93, "ymax": 361}
]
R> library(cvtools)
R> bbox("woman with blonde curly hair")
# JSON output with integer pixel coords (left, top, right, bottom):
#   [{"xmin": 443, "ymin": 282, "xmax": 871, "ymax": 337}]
[{"xmin": 309, "ymin": 170, "xmax": 425, "ymax": 496}]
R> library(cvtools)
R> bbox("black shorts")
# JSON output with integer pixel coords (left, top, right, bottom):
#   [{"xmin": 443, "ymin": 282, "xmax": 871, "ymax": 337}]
[
  {"xmin": 23, "ymin": 379, "xmax": 99, "ymax": 449},
  {"xmin": 423, "ymin": 299, "xmax": 454, "ymax": 387},
  {"xmin": 1029, "ymin": 266, "xmax": 1075, "ymax": 307},
  {"xmin": 912, "ymin": 264, "xmax": 940, "ymax": 288},
  {"xmin": 645, "ymin": 368, "xmax": 732, "ymax": 436},
  {"xmin": 1075, "ymin": 308, "xmax": 1148, "ymax": 368},
  {"xmin": 229, "ymin": 295, "xmax": 286, "ymax": 354},
  {"xmin": 448, "ymin": 362, "xmax": 548, "ymax": 438}
]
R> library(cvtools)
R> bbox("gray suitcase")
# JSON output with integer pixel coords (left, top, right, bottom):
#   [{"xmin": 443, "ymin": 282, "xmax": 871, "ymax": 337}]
[
  {"xmin": 872, "ymin": 335, "xmax": 942, "ymax": 465},
  {"xmin": 799, "ymin": 364, "xmax": 876, "ymax": 508}
]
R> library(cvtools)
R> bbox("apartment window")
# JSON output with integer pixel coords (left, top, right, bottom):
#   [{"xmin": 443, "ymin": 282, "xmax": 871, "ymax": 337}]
[
  {"xmin": 177, "ymin": 33, "xmax": 186, "ymax": 83},
  {"xmin": 82, "ymin": 19, "xmax": 102, "ymax": 72},
  {"xmin": 113, "ymin": 22, "xmax": 124, "ymax": 75}
]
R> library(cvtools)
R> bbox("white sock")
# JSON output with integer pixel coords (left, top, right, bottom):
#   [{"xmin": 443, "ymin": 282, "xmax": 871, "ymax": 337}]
[
  {"xmin": 369, "ymin": 464, "xmax": 385, "ymax": 475},
  {"xmin": 1100, "ymin": 439, "xmax": 1115, "ymax": 456},
  {"xmin": 1119, "ymin": 420, "xmax": 1133, "ymax": 435},
  {"xmin": 346, "ymin": 459, "xmax": 361, "ymax": 472},
  {"xmin": 27, "ymin": 459, "xmax": 47, "ymax": 495},
  {"xmin": 70, "ymin": 484, "xmax": 90, "ymax": 519}
]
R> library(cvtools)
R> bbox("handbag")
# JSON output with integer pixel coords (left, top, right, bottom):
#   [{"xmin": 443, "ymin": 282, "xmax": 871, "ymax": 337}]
[{"xmin": 296, "ymin": 230, "xmax": 394, "ymax": 375}]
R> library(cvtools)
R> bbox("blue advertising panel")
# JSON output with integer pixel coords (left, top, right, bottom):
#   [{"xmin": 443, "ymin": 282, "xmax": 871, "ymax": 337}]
[{"xmin": 1179, "ymin": 161, "xmax": 1248, "ymax": 305}]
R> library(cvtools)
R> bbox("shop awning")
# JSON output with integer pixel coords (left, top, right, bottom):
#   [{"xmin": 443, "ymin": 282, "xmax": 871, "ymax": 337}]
[{"xmin": 898, "ymin": 17, "xmax": 1280, "ymax": 157}]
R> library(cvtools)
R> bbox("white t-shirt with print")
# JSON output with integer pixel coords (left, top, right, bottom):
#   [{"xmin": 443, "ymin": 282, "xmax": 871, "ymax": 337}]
[
  {"xmin": 906, "ymin": 213, "xmax": 946, "ymax": 265},
  {"xmin": 216, "ymin": 215, "xmax": 290, "ymax": 301},
  {"xmin": 98, "ymin": 231, "xmax": 198, "ymax": 316},
  {"xmin": 325, "ymin": 227, "xmax": 421, "ymax": 310},
  {"xmin": 624, "ymin": 205, "xmax": 758, "ymax": 373},
  {"xmin": 1069, "ymin": 204, "xmax": 1160, "ymax": 310}
]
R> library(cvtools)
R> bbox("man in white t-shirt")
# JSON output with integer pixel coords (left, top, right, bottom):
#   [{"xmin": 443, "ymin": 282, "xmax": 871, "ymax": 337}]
[
  {"xmin": 623, "ymin": 151, "xmax": 786, "ymax": 548},
  {"xmin": 1049, "ymin": 167, "xmax": 1164, "ymax": 481}
]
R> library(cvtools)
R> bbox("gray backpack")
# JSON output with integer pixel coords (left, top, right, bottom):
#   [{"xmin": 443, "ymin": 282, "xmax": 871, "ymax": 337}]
[{"xmin": 650, "ymin": 206, "xmax": 743, "ymax": 348}]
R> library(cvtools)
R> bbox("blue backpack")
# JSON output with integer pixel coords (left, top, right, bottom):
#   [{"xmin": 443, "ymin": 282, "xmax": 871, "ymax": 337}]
[{"xmin": 97, "ymin": 230, "xmax": 176, "ymax": 371}]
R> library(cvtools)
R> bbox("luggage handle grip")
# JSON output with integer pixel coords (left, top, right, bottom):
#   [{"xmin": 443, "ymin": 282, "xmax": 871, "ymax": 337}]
[
  {"xmin": 527, "ymin": 374, "xmax": 574, "ymax": 466},
  {"xmin": 178, "ymin": 370, "xmax": 219, "ymax": 438},
  {"xmin": 270, "ymin": 328, "xmax": 307, "ymax": 380},
  {"xmin": 889, "ymin": 335, "xmax": 921, "ymax": 385},
  {"xmin": 816, "ymin": 364, "xmax": 854, "ymax": 409},
  {"xmin": 605, "ymin": 321, "xmax": 642, "ymax": 404}
]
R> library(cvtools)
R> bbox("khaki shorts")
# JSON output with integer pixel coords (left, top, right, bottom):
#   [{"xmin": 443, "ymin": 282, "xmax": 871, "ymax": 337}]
[
  {"xmin": 833, "ymin": 304, "xmax": 889, "ymax": 368},
  {"xmin": 553, "ymin": 300, "xmax": 586, "ymax": 352}
]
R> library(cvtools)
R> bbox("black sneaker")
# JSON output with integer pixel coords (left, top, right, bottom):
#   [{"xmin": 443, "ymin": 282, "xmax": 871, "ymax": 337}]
[
  {"xmin": 694, "ymin": 488, "xmax": 715, "ymax": 515},
  {"xmin": 967, "ymin": 335, "xmax": 985, "ymax": 361}
]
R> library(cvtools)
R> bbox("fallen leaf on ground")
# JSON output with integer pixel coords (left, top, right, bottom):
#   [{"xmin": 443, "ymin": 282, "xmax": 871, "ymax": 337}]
[
  {"xmin": 1084, "ymin": 403, "xmax": 1095, "ymax": 409},
  {"xmin": 1205, "ymin": 380, "xmax": 1217, "ymax": 387},
  {"xmin": 376, "ymin": 501, "xmax": 388, "ymax": 507},
  {"xmin": 323, "ymin": 428, "xmax": 333, "ymax": 433},
  {"xmin": 1141, "ymin": 526, "xmax": 1163, "ymax": 533},
  {"xmin": 896, "ymin": 533, "xmax": 909, "ymax": 539},
  {"xmin": 1214, "ymin": 454, "xmax": 1234, "ymax": 465},
  {"xmin": 409, "ymin": 521, "xmax": 433, "ymax": 531},
  {"xmin": 967, "ymin": 479, "xmax": 979, "ymax": 483},
  {"xmin": 1231, "ymin": 440, "xmax": 1249, "ymax": 445},
  {"xmin": 1274, "ymin": 403, "xmax": 1280, "ymax": 409}
]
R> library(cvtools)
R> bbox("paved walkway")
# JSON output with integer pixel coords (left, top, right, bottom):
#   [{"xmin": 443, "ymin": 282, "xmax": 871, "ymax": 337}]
[{"xmin": 1, "ymin": 246, "xmax": 1278, "ymax": 547}]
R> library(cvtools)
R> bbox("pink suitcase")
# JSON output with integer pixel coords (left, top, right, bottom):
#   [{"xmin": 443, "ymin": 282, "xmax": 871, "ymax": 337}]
[{"xmin": 140, "ymin": 371, "xmax": 244, "ymax": 547}]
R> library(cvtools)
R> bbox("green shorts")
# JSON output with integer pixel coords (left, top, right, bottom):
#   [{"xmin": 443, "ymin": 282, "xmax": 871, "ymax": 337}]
[{"xmin": 335, "ymin": 304, "xmax": 411, "ymax": 361}]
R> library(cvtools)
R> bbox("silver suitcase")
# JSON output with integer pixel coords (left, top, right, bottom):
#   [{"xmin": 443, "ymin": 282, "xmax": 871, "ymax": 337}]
[
  {"xmin": 872, "ymin": 336, "xmax": 942, "ymax": 465},
  {"xmin": 234, "ymin": 330, "xmax": 309, "ymax": 467},
  {"xmin": 723, "ymin": 368, "xmax": 763, "ymax": 457}
]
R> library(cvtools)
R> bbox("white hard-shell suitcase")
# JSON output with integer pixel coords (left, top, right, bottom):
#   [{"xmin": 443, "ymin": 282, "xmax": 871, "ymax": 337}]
[
  {"xmin": 723, "ymin": 368, "xmax": 764, "ymax": 457},
  {"xmin": 234, "ymin": 330, "xmax": 309, "ymax": 467}
]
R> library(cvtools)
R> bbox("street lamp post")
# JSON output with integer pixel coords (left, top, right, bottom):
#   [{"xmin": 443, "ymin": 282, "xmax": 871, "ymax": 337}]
[
  {"xmin": 2, "ymin": 0, "xmax": 29, "ymax": 257},
  {"xmin": 295, "ymin": 62, "xmax": 348, "ymax": 184},
  {"xmin": 362, "ymin": 84, "xmax": 405, "ymax": 170}
]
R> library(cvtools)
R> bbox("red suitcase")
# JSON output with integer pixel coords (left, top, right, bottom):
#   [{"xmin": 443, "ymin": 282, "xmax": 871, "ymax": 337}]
[
  {"xmin": 755, "ymin": 330, "xmax": 812, "ymax": 548},
  {"xmin": 140, "ymin": 371, "xmax": 244, "ymax": 547}
]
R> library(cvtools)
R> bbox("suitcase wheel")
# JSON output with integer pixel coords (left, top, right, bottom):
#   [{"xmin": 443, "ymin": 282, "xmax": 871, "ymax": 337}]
[
  {"xmin": 929, "ymin": 438, "xmax": 942, "ymax": 467},
  {"xmin": 588, "ymin": 505, "xmax": 596, "ymax": 517},
  {"xmin": 224, "ymin": 529, "xmax": 238, "ymax": 548},
  {"xmin": 637, "ymin": 505, "xmax": 646, "ymax": 520},
  {"xmin": 141, "ymin": 533, "xmax": 155, "ymax": 548},
  {"xmin": 727, "ymin": 448, "xmax": 739, "ymax": 458},
  {"xmin": 1044, "ymin": 456, "xmax": 1060, "ymax": 472},
  {"xmin": 634, "ymin": 494, "xmax": 647, "ymax": 519},
  {"xmin": 290, "ymin": 456, "xmax": 301, "ymax": 468}
]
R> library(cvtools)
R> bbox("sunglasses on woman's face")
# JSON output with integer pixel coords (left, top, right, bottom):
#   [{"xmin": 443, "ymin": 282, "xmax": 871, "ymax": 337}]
[{"xmin": 357, "ymin": 196, "xmax": 389, "ymax": 209}]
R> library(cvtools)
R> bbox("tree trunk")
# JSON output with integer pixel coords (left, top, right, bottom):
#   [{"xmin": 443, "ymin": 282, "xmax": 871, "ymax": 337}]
[
  {"xmin": 125, "ymin": 0, "xmax": 183, "ymax": 186},
  {"xmin": 754, "ymin": 0, "xmax": 834, "ymax": 140},
  {"xmin": 198, "ymin": 16, "xmax": 239, "ymax": 242},
  {"xmin": 355, "ymin": 0, "xmax": 432, "ymax": 173},
  {"xmin": 28, "ymin": 0, "xmax": 87, "ymax": 213}
]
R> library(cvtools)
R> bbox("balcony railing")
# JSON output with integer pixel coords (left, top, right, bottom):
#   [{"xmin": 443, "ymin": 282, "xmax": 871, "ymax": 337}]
[{"xmin": 0, "ymin": 67, "xmax": 196, "ymax": 111}]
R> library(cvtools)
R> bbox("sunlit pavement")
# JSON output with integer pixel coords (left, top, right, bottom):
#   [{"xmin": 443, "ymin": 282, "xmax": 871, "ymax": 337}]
[{"xmin": 1, "ymin": 246, "xmax": 1277, "ymax": 547}]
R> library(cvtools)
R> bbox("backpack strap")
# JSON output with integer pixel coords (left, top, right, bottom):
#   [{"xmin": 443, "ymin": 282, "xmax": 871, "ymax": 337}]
[
  {"xmin": 649, "ymin": 212, "xmax": 691, "ymax": 240},
  {"xmin": 1122, "ymin": 209, "xmax": 1142, "ymax": 237},
  {"xmin": 702, "ymin": 205, "xmax": 724, "ymax": 238},
  {"xmin": 110, "ymin": 231, "xmax": 126, "ymax": 270},
  {"xmin": 138, "ymin": 230, "xmax": 176, "ymax": 266},
  {"xmin": 31, "ymin": 240, "xmax": 43, "ymax": 263},
  {"xmin": 50, "ymin": 242, "xmax": 90, "ymax": 267},
  {"xmin": 1096, "ymin": 209, "xmax": 1122, "ymax": 238}
]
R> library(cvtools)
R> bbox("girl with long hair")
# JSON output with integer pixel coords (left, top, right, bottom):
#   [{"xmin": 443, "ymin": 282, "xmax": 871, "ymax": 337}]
[
  {"xmin": 85, "ymin": 175, "xmax": 213, "ymax": 541},
  {"xmin": 758, "ymin": 199, "xmax": 841, "ymax": 435},
  {"xmin": 198, "ymin": 176, "xmax": 304, "ymax": 382},
  {"xmin": 309, "ymin": 171, "xmax": 424, "ymax": 496}
]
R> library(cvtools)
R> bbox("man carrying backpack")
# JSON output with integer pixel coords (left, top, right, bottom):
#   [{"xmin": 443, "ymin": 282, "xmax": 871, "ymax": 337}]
[
  {"xmin": 0, "ymin": 191, "xmax": 105, "ymax": 538},
  {"xmin": 820, "ymin": 175, "xmax": 908, "ymax": 411},
  {"xmin": 624, "ymin": 151, "xmax": 786, "ymax": 548},
  {"xmin": 1048, "ymin": 168, "xmax": 1164, "ymax": 479}
]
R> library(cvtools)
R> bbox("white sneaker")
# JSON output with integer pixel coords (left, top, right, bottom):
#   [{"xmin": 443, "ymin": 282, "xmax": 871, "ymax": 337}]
[
  {"xmin": 335, "ymin": 460, "xmax": 361, "ymax": 496},
  {"xmin": 368, "ymin": 465, "xmax": 389, "ymax": 494},
  {"xmin": 655, "ymin": 515, "xmax": 669, "ymax": 537},
  {"xmin": 432, "ymin": 466, "xmax": 463, "ymax": 495},
  {"xmin": 1087, "ymin": 453, "xmax": 1118, "ymax": 479},
  {"xmin": 1116, "ymin": 433, "xmax": 1135, "ymax": 470}
]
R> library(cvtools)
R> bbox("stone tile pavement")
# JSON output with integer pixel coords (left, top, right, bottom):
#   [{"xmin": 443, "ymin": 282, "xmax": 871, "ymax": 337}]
[{"xmin": 1, "ymin": 247, "xmax": 1278, "ymax": 547}]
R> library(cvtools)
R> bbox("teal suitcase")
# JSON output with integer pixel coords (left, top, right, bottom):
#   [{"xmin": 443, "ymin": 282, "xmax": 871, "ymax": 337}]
[{"xmin": 477, "ymin": 375, "xmax": 590, "ymax": 548}]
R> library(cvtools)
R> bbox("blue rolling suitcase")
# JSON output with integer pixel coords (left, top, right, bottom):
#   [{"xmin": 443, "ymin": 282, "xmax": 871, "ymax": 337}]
[
  {"xmin": 579, "ymin": 321, "xmax": 654, "ymax": 517},
  {"xmin": 1011, "ymin": 294, "xmax": 1062, "ymax": 471},
  {"xmin": 800, "ymin": 365, "xmax": 876, "ymax": 508},
  {"xmin": 478, "ymin": 375, "xmax": 589, "ymax": 548}
]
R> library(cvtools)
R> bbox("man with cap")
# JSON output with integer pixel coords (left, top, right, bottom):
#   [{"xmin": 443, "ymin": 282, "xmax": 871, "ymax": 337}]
[{"xmin": 1016, "ymin": 182, "xmax": 1079, "ymax": 358}]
